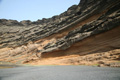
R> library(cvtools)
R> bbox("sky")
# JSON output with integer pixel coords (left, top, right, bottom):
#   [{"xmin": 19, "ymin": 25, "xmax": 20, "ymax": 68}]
[{"xmin": 0, "ymin": 0, "xmax": 80, "ymax": 22}]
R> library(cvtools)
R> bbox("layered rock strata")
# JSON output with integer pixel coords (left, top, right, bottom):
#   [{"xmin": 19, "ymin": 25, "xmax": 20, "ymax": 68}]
[{"xmin": 0, "ymin": 0, "xmax": 120, "ymax": 64}]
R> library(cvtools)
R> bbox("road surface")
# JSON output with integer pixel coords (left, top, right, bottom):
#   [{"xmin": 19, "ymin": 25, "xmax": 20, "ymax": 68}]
[{"xmin": 0, "ymin": 66, "xmax": 120, "ymax": 80}]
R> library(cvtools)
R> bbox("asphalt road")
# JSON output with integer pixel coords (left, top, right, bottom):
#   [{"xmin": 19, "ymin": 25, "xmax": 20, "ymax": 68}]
[{"xmin": 0, "ymin": 66, "xmax": 120, "ymax": 80}]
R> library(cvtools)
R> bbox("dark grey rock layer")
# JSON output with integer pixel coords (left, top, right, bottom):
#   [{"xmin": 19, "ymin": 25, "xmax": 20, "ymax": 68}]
[
  {"xmin": 40, "ymin": 1, "xmax": 120, "ymax": 53},
  {"xmin": 0, "ymin": 0, "xmax": 120, "ymax": 49}
]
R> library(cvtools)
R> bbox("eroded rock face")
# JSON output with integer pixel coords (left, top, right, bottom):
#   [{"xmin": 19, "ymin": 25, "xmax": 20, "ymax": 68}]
[
  {"xmin": 0, "ymin": 19, "xmax": 22, "ymax": 26},
  {"xmin": 1, "ymin": 0, "xmax": 119, "ymax": 48},
  {"xmin": 41, "ymin": 1, "xmax": 120, "ymax": 53},
  {"xmin": 0, "ymin": 0, "xmax": 120, "ymax": 64}
]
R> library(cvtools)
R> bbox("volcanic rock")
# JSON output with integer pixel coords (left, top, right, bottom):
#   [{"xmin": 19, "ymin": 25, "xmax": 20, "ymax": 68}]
[{"xmin": 0, "ymin": 0, "xmax": 120, "ymax": 65}]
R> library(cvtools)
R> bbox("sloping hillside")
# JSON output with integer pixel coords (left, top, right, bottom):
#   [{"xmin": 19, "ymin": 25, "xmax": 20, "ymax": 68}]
[{"xmin": 0, "ymin": 0, "xmax": 120, "ymax": 67}]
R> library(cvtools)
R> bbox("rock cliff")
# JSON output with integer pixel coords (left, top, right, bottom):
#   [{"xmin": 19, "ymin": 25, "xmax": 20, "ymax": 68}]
[{"xmin": 0, "ymin": 0, "xmax": 120, "ymax": 66}]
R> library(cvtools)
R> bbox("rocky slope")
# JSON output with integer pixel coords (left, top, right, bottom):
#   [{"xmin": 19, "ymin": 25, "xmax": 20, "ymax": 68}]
[{"xmin": 0, "ymin": 0, "xmax": 120, "ymax": 67}]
